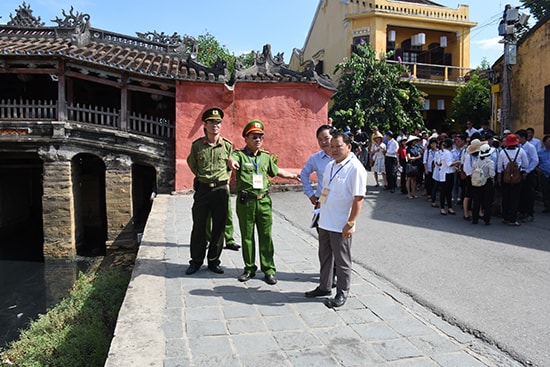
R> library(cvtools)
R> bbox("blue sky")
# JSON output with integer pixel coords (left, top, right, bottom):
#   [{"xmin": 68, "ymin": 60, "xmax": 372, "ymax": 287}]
[{"xmin": 0, "ymin": 0, "xmax": 528, "ymax": 69}]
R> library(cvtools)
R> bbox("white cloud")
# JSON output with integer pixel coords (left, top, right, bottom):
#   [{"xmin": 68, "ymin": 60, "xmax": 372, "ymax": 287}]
[{"xmin": 475, "ymin": 37, "xmax": 502, "ymax": 51}]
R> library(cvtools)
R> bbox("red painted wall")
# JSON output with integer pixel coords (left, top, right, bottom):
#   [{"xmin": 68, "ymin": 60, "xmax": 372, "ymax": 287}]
[{"xmin": 175, "ymin": 81, "xmax": 334, "ymax": 191}]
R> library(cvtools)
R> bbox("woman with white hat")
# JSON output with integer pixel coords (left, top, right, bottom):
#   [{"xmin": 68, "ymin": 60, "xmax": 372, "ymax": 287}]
[
  {"xmin": 471, "ymin": 144, "xmax": 496, "ymax": 225},
  {"xmin": 369, "ymin": 131, "xmax": 387, "ymax": 187},
  {"xmin": 461, "ymin": 138, "xmax": 482, "ymax": 220}
]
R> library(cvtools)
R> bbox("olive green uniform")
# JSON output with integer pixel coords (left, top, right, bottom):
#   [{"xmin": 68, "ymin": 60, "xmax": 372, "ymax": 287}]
[
  {"xmin": 205, "ymin": 194, "xmax": 236, "ymax": 246},
  {"xmin": 187, "ymin": 136, "xmax": 232, "ymax": 267},
  {"xmin": 231, "ymin": 147, "xmax": 279, "ymax": 275}
]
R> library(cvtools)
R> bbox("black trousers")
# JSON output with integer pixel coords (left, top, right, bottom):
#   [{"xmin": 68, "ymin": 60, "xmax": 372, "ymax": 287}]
[
  {"xmin": 439, "ymin": 173, "xmax": 454, "ymax": 209},
  {"xmin": 501, "ymin": 182, "xmax": 521, "ymax": 222},
  {"xmin": 189, "ymin": 185, "xmax": 228, "ymax": 266},
  {"xmin": 519, "ymin": 171, "xmax": 537, "ymax": 216},
  {"xmin": 471, "ymin": 179, "xmax": 494, "ymax": 223},
  {"xmin": 385, "ymin": 156, "xmax": 397, "ymax": 190}
]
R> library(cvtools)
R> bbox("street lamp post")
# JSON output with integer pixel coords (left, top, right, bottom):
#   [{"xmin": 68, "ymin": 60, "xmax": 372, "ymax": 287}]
[{"xmin": 498, "ymin": 4, "xmax": 529, "ymax": 137}]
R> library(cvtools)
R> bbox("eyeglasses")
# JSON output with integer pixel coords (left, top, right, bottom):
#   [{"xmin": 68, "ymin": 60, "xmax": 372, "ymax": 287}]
[
  {"xmin": 251, "ymin": 134, "xmax": 264, "ymax": 140},
  {"xmin": 206, "ymin": 119, "xmax": 222, "ymax": 125}
]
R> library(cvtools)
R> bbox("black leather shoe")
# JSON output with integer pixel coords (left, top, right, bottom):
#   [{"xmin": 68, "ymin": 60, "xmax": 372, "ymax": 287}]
[
  {"xmin": 264, "ymin": 274, "xmax": 277, "ymax": 285},
  {"xmin": 238, "ymin": 272, "xmax": 255, "ymax": 282},
  {"xmin": 225, "ymin": 242, "xmax": 241, "ymax": 251},
  {"xmin": 305, "ymin": 287, "xmax": 331, "ymax": 298},
  {"xmin": 208, "ymin": 264, "xmax": 224, "ymax": 274},
  {"xmin": 324, "ymin": 294, "xmax": 347, "ymax": 308},
  {"xmin": 186, "ymin": 262, "xmax": 201, "ymax": 275}
]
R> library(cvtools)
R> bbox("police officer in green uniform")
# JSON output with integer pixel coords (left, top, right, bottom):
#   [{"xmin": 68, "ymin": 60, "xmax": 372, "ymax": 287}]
[
  {"xmin": 186, "ymin": 107, "xmax": 233, "ymax": 275},
  {"xmin": 228, "ymin": 119, "xmax": 300, "ymax": 284}
]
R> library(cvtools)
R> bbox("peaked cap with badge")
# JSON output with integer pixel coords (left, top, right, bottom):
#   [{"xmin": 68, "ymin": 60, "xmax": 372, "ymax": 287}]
[
  {"xmin": 202, "ymin": 107, "xmax": 224, "ymax": 122},
  {"xmin": 242, "ymin": 119, "xmax": 265, "ymax": 137}
]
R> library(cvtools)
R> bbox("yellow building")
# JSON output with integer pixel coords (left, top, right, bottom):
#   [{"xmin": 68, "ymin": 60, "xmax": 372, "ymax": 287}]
[
  {"xmin": 291, "ymin": 0, "xmax": 477, "ymax": 131},
  {"xmin": 492, "ymin": 13, "xmax": 550, "ymax": 138}
]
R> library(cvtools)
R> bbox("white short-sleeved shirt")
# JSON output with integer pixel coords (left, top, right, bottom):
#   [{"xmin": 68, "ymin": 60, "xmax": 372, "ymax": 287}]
[{"xmin": 318, "ymin": 154, "xmax": 367, "ymax": 233}]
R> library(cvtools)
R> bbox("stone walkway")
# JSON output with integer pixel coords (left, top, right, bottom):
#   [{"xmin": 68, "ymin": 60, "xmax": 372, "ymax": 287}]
[{"xmin": 105, "ymin": 194, "xmax": 522, "ymax": 367}]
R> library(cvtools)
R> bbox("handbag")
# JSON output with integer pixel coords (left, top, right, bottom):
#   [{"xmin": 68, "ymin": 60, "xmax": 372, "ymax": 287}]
[{"xmin": 406, "ymin": 162, "xmax": 418, "ymax": 176}]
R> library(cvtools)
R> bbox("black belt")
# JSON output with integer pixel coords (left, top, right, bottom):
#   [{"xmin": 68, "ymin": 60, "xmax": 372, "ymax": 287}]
[{"xmin": 197, "ymin": 180, "xmax": 228, "ymax": 189}]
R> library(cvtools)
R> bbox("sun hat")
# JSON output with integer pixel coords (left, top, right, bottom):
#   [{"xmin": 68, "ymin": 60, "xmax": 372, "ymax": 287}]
[
  {"xmin": 406, "ymin": 135, "xmax": 420, "ymax": 144},
  {"xmin": 372, "ymin": 131, "xmax": 384, "ymax": 140},
  {"xmin": 479, "ymin": 143, "xmax": 491, "ymax": 157},
  {"xmin": 467, "ymin": 138, "xmax": 482, "ymax": 154},
  {"xmin": 503, "ymin": 133, "xmax": 520, "ymax": 147}
]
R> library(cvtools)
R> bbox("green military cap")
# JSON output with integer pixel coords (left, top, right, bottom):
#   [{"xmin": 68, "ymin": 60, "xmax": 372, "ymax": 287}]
[
  {"xmin": 202, "ymin": 107, "xmax": 224, "ymax": 122},
  {"xmin": 242, "ymin": 119, "xmax": 264, "ymax": 137}
]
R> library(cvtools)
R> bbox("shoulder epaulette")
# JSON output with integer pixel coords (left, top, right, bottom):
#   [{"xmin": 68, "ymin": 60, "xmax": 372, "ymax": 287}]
[
  {"xmin": 221, "ymin": 137, "xmax": 233, "ymax": 145},
  {"xmin": 192, "ymin": 136, "xmax": 205, "ymax": 144}
]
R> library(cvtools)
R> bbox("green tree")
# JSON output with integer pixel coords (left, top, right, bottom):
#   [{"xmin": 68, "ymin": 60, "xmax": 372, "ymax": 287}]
[
  {"xmin": 450, "ymin": 63, "xmax": 491, "ymax": 127},
  {"xmin": 192, "ymin": 32, "xmax": 254, "ymax": 75},
  {"xmin": 520, "ymin": 0, "xmax": 550, "ymax": 21},
  {"xmin": 329, "ymin": 43, "xmax": 424, "ymax": 133}
]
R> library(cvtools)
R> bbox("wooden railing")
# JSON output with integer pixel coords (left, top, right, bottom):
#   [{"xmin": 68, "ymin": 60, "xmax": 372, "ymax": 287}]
[
  {"xmin": 386, "ymin": 60, "xmax": 473, "ymax": 83},
  {"xmin": 0, "ymin": 99, "xmax": 57, "ymax": 119},
  {"xmin": 129, "ymin": 112, "xmax": 173, "ymax": 139},
  {"xmin": 0, "ymin": 99, "xmax": 173, "ymax": 139},
  {"xmin": 67, "ymin": 102, "xmax": 119, "ymax": 128}
]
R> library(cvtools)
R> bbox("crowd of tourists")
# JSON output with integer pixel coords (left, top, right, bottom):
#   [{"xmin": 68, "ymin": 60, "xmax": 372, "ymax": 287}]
[{"xmin": 349, "ymin": 123, "xmax": 550, "ymax": 226}]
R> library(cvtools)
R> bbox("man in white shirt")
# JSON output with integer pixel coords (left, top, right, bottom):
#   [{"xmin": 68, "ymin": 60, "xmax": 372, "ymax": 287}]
[
  {"xmin": 517, "ymin": 129, "xmax": 539, "ymax": 222},
  {"xmin": 465, "ymin": 120, "xmax": 479, "ymax": 137},
  {"xmin": 305, "ymin": 132, "xmax": 367, "ymax": 308},
  {"xmin": 384, "ymin": 130, "xmax": 399, "ymax": 193},
  {"xmin": 300, "ymin": 125, "xmax": 335, "ymax": 205},
  {"xmin": 526, "ymin": 127, "xmax": 542, "ymax": 151}
]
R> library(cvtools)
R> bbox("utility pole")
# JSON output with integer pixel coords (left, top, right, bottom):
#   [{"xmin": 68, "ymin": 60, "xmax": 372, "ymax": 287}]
[{"xmin": 498, "ymin": 4, "xmax": 529, "ymax": 137}]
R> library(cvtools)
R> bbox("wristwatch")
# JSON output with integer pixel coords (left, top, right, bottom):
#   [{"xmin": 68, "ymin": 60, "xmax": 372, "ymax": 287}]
[{"xmin": 346, "ymin": 221, "xmax": 355, "ymax": 227}]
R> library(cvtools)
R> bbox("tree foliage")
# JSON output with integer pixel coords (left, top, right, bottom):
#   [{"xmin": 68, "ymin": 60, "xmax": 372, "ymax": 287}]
[
  {"xmin": 450, "ymin": 64, "xmax": 491, "ymax": 127},
  {"xmin": 520, "ymin": 0, "xmax": 550, "ymax": 21},
  {"xmin": 192, "ymin": 32, "xmax": 254, "ymax": 75},
  {"xmin": 329, "ymin": 43, "xmax": 424, "ymax": 133}
]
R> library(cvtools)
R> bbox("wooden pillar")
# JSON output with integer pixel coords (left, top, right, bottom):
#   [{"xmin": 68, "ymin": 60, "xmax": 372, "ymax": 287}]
[
  {"xmin": 120, "ymin": 74, "xmax": 128, "ymax": 131},
  {"xmin": 57, "ymin": 61, "xmax": 67, "ymax": 121}
]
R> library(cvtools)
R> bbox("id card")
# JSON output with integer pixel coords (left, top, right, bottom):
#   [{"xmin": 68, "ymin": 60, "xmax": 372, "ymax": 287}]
[
  {"xmin": 318, "ymin": 187, "xmax": 330, "ymax": 204},
  {"xmin": 252, "ymin": 174, "xmax": 264, "ymax": 189}
]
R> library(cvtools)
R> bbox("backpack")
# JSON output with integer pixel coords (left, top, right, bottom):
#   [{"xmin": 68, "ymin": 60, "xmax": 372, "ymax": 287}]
[
  {"xmin": 471, "ymin": 159, "xmax": 488, "ymax": 187},
  {"xmin": 502, "ymin": 149, "xmax": 521, "ymax": 185}
]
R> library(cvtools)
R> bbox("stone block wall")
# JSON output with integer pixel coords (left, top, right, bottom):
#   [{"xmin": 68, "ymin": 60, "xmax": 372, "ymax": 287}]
[
  {"xmin": 41, "ymin": 159, "xmax": 75, "ymax": 259},
  {"xmin": 105, "ymin": 155, "xmax": 134, "ymax": 246}
]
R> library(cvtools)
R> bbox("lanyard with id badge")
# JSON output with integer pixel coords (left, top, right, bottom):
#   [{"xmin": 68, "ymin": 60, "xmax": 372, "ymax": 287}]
[
  {"xmin": 318, "ymin": 158, "xmax": 351, "ymax": 204},
  {"xmin": 247, "ymin": 150, "xmax": 264, "ymax": 190}
]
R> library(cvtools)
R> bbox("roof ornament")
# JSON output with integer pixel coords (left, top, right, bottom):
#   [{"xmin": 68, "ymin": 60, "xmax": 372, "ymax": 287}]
[
  {"xmin": 52, "ymin": 7, "xmax": 91, "ymax": 46},
  {"xmin": 254, "ymin": 44, "xmax": 285, "ymax": 69},
  {"xmin": 7, "ymin": 2, "xmax": 45, "ymax": 27},
  {"xmin": 136, "ymin": 31, "xmax": 199, "ymax": 56}
]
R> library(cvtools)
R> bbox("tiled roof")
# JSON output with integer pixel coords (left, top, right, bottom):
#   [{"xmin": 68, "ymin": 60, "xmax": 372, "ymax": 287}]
[{"xmin": 0, "ymin": 4, "xmax": 335, "ymax": 89}]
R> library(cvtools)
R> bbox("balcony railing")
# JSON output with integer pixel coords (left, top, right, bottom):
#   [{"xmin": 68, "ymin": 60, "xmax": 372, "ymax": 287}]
[
  {"xmin": 0, "ymin": 99, "xmax": 57, "ymax": 120},
  {"xmin": 386, "ymin": 60, "xmax": 473, "ymax": 84},
  {"xmin": 0, "ymin": 99, "xmax": 173, "ymax": 139}
]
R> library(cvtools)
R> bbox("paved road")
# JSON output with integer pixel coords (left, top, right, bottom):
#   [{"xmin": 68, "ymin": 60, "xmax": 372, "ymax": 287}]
[
  {"xmin": 272, "ymin": 176, "xmax": 550, "ymax": 367},
  {"xmin": 106, "ymin": 179, "xmax": 544, "ymax": 366}
]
